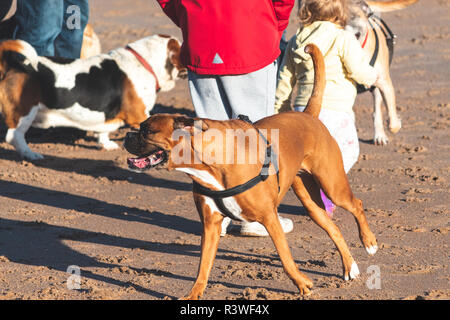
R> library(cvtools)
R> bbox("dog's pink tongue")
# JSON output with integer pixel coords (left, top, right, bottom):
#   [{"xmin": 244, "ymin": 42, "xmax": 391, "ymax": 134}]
[{"xmin": 128, "ymin": 157, "xmax": 149, "ymax": 169}]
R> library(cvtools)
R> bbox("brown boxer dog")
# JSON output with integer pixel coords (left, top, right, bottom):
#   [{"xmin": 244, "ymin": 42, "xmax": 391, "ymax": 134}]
[{"xmin": 124, "ymin": 44, "xmax": 378, "ymax": 300}]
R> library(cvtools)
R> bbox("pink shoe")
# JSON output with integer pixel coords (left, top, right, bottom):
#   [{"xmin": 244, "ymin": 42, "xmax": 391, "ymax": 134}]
[{"xmin": 320, "ymin": 190, "xmax": 335, "ymax": 218}]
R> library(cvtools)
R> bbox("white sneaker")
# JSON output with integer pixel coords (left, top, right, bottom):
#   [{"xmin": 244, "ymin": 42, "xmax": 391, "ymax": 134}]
[
  {"xmin": 239, "ymin": 215, "xmax": 293, "ymax": 237},
  {"xmin": 220, "ymin": 217, "xmax": 232, "ymax": 237}
]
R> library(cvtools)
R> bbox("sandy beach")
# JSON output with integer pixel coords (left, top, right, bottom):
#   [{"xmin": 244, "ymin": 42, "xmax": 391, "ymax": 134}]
[{"xmin": 0, "ymin": 0, "xmax": 448, "ymax": 300}]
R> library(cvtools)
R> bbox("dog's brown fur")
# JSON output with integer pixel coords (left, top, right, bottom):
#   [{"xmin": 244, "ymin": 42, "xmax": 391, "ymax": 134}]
[
  {"xmin": 0, "ymin": 40, "xmax": 28, "ymax": 80},
  {"xmin": 0, "ymin": 70, "xmax": 40, "ymax": 128},
  {"xmin": 80, "ymin": 23, "xmax": 102, "ymax": 59},
  {"xmin": 124, "ymin": 44, "xmax": 378, "ymax": 300}
]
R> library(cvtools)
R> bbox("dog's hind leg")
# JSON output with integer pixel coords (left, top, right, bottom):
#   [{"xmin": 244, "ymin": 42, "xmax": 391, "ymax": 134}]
[
  {"xmin": 259, "ymin": 208, "xmax": 314, "ymax": 294},
  {"xmin": 312, "ymin": 160, "xmax": 378, "ymax": 256},
  {"xmin": 372, "ymin": 87, "xmax": 389, "ymax": 145},
  {"xmin": 333, "ymin": 193, "xmax": 378, "ymax": 255},
  {"xmin": 291, "ymin": 174, "xmax": 360, "ymax": 281},
  {"xmin": 5, "ymin": 104, "xmax": 43, "ymax": 160},
  {"xmin": 181, "ymin": 195, "xmax": 223, "ymax": 300}
]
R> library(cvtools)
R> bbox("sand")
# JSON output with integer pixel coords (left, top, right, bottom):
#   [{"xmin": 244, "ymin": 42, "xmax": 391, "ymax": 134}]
[{"xmin": 0, "ymin": 0, "xmax": 448, "ymax": 300}]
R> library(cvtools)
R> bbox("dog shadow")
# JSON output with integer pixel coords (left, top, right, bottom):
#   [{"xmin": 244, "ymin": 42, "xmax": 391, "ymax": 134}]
[
  {"xmin": 0, "ymin": 180, "xmax": 200, "ymax": 298},
  {"xmin": 0, "ymin": 179, "xmax": 198, "ymax": 235},
  {"xmin": 0, "ymin": 179, "xmax": 335, "ymax": 298},
  {"xmin": 0, "ymin": 216, "xmax": 194, "ymax": 299},
  {"xmin": 0, "ymin": 103, "xmax": 195, "ymax": 150},
  {"xmin": 359, "ymin": 138, "xmax": 376, "ymax": 145},
  {"xmin": 0, "ymin": 121, "xmax": 99, "ymax": 150},
  {"xmin": 0, "ymin": 214, "xmax": 333, "ymax": 299},
  {"xmin": 278, "ymin": 203, "xmax": 308, "ymax": 216},
  {"xmin": 150, "ymin": 103, "xmax": 196, "ymax": 117},
  {"xmin": 0, "ymin": 214, "xmax": 308, "ymax": 299},
  {"xmin": 0, "ymin": 146, "xmax": 192, "ymax": 192}
]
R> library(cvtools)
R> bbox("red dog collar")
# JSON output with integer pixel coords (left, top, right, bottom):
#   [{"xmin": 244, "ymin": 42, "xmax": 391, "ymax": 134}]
[
  {"xmin": 361, "ymin": 29, "xmax": 369, "ymax": 48},
  {"xmin": 126, "ymin": 45, "xmax": 161, "ymax": 92}
]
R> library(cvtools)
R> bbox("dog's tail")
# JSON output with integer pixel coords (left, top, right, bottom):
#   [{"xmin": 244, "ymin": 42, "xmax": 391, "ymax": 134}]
[
  {"xmin": 366, "ymin": 0, "xmax": 418, "ymax": 12},
  {"xmin": 80, "ymin": 23, "xmax": 102, "ymax": 59},
  {"xmin": 303, "ymin": 44, "xmax": 325, "ymax": 119},
  {"xmin": 0, "ymin": 39, "xmax": 39, "ymax": 80}
]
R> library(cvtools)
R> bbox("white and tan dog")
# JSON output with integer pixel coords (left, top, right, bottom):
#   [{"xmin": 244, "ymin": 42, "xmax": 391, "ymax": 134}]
[
  {"xmin": 0, "ymin": 34, "xmax": 186, "ymax": 160},
  {"xmin": 347, "ymin": 0, "xmax": 418, "ymax": 145}
]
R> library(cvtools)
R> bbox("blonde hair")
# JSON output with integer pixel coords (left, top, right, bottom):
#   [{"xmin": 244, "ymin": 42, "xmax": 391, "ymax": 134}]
[{"xmin": 298, "ymin": 0, "xmax": 348, "ymax": 28}]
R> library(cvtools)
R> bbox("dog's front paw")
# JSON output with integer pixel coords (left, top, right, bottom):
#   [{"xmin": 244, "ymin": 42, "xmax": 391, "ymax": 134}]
[
  {"xmin": 361, "ymin": 231, "xmax": 378, "ymax": 256},
  {"xmin": 374, "ymin": 132, "xmax": 389, "ymax": 146},
  {"xmin": 297, "ymin": 279, "xmax": 313, "ymax": 296},
  {"xmin": 344, "ymin": 261, "xmax": 360, "ymax": 281},
  {"xmin": 365, "ymin": 245, "xmax": 378, "ymax": 256}
]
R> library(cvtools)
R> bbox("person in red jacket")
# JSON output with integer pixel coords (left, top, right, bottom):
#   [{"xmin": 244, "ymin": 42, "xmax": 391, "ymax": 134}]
[
  {"xmin": 157, "ymin": 0, "xmax": 296, "ymax": 237},
  {"xmin": 157, "ymin": 0, "xmax": 294, "ymax": 75}
]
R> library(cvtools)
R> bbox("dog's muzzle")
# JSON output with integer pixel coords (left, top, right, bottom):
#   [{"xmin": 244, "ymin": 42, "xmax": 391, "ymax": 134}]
[
  {"xmin": 124, "ymin": 131, "xmax": 168, "ymax": 171},
  {"xmin": 123, "ymin": 131, "xmax": 140, "ymax": 156}
]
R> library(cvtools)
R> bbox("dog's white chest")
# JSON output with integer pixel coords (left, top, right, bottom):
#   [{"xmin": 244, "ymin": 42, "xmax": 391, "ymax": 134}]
[{"xmin": 175, "ymin": 168, "xmax": 246, "ymax": 222}]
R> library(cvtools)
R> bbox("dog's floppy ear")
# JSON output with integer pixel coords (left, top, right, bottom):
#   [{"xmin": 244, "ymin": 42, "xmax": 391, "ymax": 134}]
[
  {"xmin": 167, "ymin": 39, "xmax": 183, "ymax": 68},
  {"xmin": 173, "ymin": 116, "xmax": 209, "ymax": 133},
  {"xmin": 173, "ymin": 116, "xmax": 193, "ymax": 130},
  {"xmin": 0, "ymin": 50, "xmax": 35, "ymax": 79}
]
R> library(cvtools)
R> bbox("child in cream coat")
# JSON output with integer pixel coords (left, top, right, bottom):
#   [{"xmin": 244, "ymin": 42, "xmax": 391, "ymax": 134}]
[{"xmin": 275, "ymin": 0, "xmax": 382, "ymax": 215}]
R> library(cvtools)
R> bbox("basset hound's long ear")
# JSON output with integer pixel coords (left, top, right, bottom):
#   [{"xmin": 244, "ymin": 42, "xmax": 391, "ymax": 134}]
[
  {"xmin": 167, "ymin": 38, "xmax": 187, "ymax": 77},
  {"xmin": 167, "ymin": 39, "xmax": 182, "ymax": 67},
  {"xmin": 173, "ymin": 116, "xmax": 209, "ymax": 133}
]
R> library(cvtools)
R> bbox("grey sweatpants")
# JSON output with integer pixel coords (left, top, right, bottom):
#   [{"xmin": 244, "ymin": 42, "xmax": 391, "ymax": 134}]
[{"xmin": 188, "ymin": 61, "xmax": 277, "ymax": 122}]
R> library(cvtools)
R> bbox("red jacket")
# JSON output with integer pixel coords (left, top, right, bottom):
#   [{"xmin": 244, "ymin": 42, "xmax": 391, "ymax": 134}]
[{"xmin": 157, "ymin": 0, "xmax": 295, "ymax": 75}]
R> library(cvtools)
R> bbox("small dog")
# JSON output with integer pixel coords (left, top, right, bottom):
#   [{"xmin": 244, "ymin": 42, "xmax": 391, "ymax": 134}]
[
  {"xmin": 0, "ymin": 34, "xmax": 187, "ymax": 160},
  {"xmin": 124, "ymin": 44, "xmax": 378, "ymax": 299},
  {"xmin": 346, "ymin": 0, "xmax": 418, "ymax": 144}
]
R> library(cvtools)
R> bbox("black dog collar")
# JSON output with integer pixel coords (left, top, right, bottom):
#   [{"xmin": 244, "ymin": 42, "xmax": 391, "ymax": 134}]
[{"xmin": 192, "ymin": 115, "xmax": 279, "ymax": 221}]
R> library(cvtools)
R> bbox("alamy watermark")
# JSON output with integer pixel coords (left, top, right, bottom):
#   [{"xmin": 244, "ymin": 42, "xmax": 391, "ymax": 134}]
[
  {"xmin": 66, "ymin": 265, "xmax": 81, "ymax": 290},
  {"xmin": 66, "ymin": 5, "xmax": 81, "ymax": 30},
  {"xmin": 366, "ymin": 265, "xmax": 381, "ymax": 290}
]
